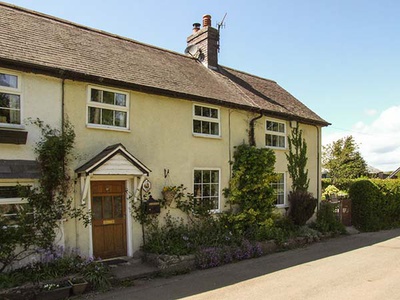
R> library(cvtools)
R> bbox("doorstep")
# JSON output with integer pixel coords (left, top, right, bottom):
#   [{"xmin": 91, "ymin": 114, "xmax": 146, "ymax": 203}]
[{"xmin": 107, "ymin": 257, "xmax": 159, "ymax": 281}]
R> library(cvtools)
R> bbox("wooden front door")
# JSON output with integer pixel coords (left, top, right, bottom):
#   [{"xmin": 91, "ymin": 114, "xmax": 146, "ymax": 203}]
[{"xmin": 91, "ymin": 181, "xmax": 127, "ymax": 259}]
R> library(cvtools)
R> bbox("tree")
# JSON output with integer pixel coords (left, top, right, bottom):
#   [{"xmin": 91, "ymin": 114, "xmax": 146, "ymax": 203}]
[
  {"xmin": 322, "ymin": 136, "xmax": 367, "ymax": 183},
  {"xmin": 286, "ymin": 127, "xmax": 309, "ymax": 192},
  {"xmin": 286, "ymin": 128, "xmax": 316, "ymax": 226}
]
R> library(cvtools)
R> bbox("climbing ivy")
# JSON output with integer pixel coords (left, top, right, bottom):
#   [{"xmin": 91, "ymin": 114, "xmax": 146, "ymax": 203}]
[
  {"xmin": 224, "ymin": 143, "xmax": 277, "ymax": 236},
  {"xmin": 0, "ymin": 119, "xmax": 90, "ymax": 272}
]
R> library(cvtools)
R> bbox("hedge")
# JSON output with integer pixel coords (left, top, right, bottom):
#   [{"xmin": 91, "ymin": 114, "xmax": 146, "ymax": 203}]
[{"xmin": 349, "ymin": 180, "xmax": 400, "ymax": 231}]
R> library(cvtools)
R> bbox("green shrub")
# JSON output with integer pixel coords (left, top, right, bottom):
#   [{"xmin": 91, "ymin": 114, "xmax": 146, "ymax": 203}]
[
  {"xmin": 287, "ymin": 190, "xmax": 317, "ymax": 226},
  {"xmin": 313, "ymin": 201, "xmax": 345, "ymax": 234},
  {"xmin": 349, "ymin": 180, "xmax": 383, "ymax": 231},
  {"xmin": 0, "ymin": 248, "xmax": 110, "ymax": 290}
]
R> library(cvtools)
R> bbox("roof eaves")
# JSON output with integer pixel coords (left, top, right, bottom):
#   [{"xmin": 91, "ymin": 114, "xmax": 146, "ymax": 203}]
[{"xmin": 2, "ymin": 56, "xmax": 330, "ymax": 127}]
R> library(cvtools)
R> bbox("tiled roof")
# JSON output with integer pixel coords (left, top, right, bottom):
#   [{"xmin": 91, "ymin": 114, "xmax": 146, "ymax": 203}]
[{"xmin": 0, "ymin": 2, "xmax": 329, "ymax": 126}]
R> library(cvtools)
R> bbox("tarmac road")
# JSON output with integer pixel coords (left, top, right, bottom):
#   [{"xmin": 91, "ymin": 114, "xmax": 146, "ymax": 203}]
[{"xmin": 86, "ymin": 228, "xmax": 400, "ymax": 300}]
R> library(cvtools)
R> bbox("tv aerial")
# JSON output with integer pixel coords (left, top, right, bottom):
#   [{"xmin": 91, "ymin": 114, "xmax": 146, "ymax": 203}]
[{"xmin": 217, "ymin": 13, "xmax": 227, "ymax": 33}]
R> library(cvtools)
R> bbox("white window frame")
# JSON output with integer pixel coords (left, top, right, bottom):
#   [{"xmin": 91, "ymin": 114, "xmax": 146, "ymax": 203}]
[
  {"xmin": 86, "ymin": 85, "xmax": 130, "ymax": 131},
  {"xmin": 265, "ymin": 118, "xmax": 287, "ymax": 149},
  {"xmin": 192, "ymin": 104, "xmax": 221, "ymax": 138},
  {"xmin": 193, "ymin": 168, "xmax": 221, "ymax": 212},
  {"xmin": 271, "ymin": 172, "xmax": 287, "ymax": 208},
  {"xmin": 0, "ymin": 70, "xmax": 23, "ymax": 129},
  {"xmin": 0, "ymin": 183, "xmax": 33, "ymax": 227}
]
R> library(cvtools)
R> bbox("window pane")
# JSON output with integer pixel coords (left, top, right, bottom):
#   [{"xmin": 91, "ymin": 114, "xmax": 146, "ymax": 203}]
[
  {"xmin": 115, "ymin": 111, "xmax": 127, "ymax": 127},
  {"xmin": 211, "ymin": 171, "xmax": 219, "ymax": 183},
  {"xmin": 91, "ymin": 89, "xmax": 101, "ymax": 102},
  {"xmin": 203, "ymin": 184, "xmax": 210, "ymax": 197},
  {"xmin": 92, "ymin": 196, "xmax": 102, "ymax": 220},
  {"xmin": 278, "ymin": 136, "xmax": 285, "ymax": 147},
  {"xmin": 194, "ymin": 184, "xmax": 201, "ymax": 198},
  {"xmin": 0, "ymin": 203, "xmax": 32, "ymax": 226},
  {"xmin": 211, "ymin": 122, "xmax": 219, "ymax": 135},
  {"xmin": 201, "ymin": 121, "xmax": 209, "ymax": 134},
  {"xmin": 0, "ymin": 186, "xmax": 19, "ymax": 198},
  {"xmin": 202, "ymin": 107, "xmax": 211, "ymax": 117},
  {"xmin": 103, "ymin": 196, "xmax": 113, "ymax": 219},
  {"xmin": 210, "ymin": 108, "xmax": 218, "ymax": 119},
  {"xmin": 0, "ymin": 73, "xmax": 18, "ymax": 88},
  {"xmin": 210, "ymin": 184, "xmax": 218, "ymax": 196},
  {"xmin": 0, "ymin": 109, "xmax": 20, "ymax": 124},
  {"xmin": 193, "ymin": 120, "xmax": 201, "ymax": 133},
  {"xmin": 101, "ymin": 109, "xmax": 114, "ymax": 125},
  {"xmin": 194, "ymin": 170, "xmax": 202, "ymax": 184},
  {"xmin": 0, "ymin": 93, "xmax": 20, "ymax": 109},
  {"xmin": 103, "ymin": 91, "xmax": 114, "ymax": 104},
  {"xmin": 203, "ymin": 170, "xmax": 211, "ymax": 183},
  {"xmin": 114, "ymin": 196, "xmax": 123, "ymax": 218},
  {"xmin": 115, "ymin": 93, "xmax": 126, "ymax": 106},
  {"xmin": 88, "ymin": 107, "xmax": 101, "ymax": 124},
  {"xmin": 194, "ymin": 105, "xmax": 202, "ymax": 116},
  {"xmin": 278, "ymin": 123, "xmax": 285, "ymax": 133}
]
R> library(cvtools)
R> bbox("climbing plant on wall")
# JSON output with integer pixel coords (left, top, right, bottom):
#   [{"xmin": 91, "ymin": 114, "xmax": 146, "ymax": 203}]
[{"xmin": 0, "ymin": 119, "xmax": 89, "ymax": 272}]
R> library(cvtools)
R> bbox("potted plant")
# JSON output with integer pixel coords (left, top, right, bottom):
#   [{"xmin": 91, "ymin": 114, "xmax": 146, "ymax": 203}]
[
  {"xmin": 162, "ymin": 186, "xmax": 177, "ymax": 205},
  {"xmin": 68, "ymin": 276, "xmax": 88, "ymax": 295},
  {"xmin": 36, "ymin": 281, "xmax": 71, "ymax": 300}
]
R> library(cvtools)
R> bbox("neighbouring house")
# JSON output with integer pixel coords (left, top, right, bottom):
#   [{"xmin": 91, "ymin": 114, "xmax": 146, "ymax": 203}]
[{"xmin": 0, "ymin": 2, "xmax": 329, "ymax": 261}]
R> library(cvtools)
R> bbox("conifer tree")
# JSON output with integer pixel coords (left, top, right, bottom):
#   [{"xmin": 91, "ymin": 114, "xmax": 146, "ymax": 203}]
[{"xmin": 286, "ymin": 127, "xmax": 309, "ymax": 192}]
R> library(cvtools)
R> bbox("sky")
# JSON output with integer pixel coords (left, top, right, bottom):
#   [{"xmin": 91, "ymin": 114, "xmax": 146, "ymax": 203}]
[{"xmin": 4, "ymin": 0, "xmax": 400, "ymax": 171}]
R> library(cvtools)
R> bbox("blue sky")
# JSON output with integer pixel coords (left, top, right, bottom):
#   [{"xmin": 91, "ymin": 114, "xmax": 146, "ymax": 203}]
[{"xmin": 5, "ymin": 0, "xmax": 400, "ymax": 171}]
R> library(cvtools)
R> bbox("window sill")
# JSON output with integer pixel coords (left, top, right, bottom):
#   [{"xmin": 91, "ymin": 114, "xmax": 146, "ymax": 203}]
[
  {"xmin": 266, "ymin": 146, "xmax": 287, "ymax": 151},
  {"xmin": 192, "ymin": 133, "xmax": 222, "ymax": 140},
  {"xmin": 86, "ymin": 124, "xmax": 131, "ymax": 133},
  {"xmin": 276, "ymin": 204, "xmax": 289, "ymax": 209}
]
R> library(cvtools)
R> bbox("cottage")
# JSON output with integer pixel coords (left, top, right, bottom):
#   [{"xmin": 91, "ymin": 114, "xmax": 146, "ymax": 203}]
[{"xmin": 0, "ymin": 3, "xmax": 329, "ymax": 260}]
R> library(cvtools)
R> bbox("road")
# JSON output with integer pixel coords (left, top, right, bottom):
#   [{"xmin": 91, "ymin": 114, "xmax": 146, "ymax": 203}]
[{"xmin": 85, "ymin": 228, "xmax": 400, "ymax": 300}]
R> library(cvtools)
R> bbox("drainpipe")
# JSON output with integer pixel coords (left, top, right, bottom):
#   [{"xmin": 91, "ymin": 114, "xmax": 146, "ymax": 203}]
[
  {"xmin": 61, "ymin": 78, "xmax": 65, "ymax": 132},
  {"xmin": 249, "ymin": 113, "xmax": 263, "ymax": 146},
  {"xmin": 314, "ymin": 125, "xmax": 321, "ymax": 209}
]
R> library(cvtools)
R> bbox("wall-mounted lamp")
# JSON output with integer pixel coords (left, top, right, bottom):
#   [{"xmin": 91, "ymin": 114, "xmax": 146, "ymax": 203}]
[{"xmin": 290, "ymin": 120, "xmax": 298, "ymax": 129}]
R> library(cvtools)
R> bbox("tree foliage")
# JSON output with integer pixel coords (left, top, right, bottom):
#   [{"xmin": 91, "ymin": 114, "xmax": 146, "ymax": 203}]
[
  {"xmin": 322, "ymin": 136, "xmax": 367, "ymax": 183},
  {"xmin": 286, "ymin": 127, "xmax": 309, "ymax": 192}
]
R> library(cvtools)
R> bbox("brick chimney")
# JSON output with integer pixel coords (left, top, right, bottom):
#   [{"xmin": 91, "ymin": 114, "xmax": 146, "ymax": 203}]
[{"xmin": 186, "ymin": 14, "xmax": 219, "ymax": 69}]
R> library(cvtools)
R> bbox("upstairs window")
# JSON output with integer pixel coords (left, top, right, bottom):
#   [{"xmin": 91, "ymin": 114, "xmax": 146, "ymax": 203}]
[
  {"xmin": 0, "ymin": 72, "xmax": 21, "ymax": 127},
  {"xmin": 193, "ymin": 104, "xmax": 220, "ymax": 137},
  {"xmin": 87, "ymin": 87, "xmax": 129, "ymax": 130},
  {"xmin": 265, "ymin": 119, "xmax": 286, "ymax": 149},
  {"xmin": 193, "ymin": 169, "xmax": 220, "ymax": 211}
]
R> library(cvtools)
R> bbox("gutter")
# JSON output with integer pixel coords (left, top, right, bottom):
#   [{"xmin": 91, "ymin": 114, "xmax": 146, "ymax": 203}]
[{"xmin": 0, "ymin": 58, "xmax": 331, "ymax": 128}]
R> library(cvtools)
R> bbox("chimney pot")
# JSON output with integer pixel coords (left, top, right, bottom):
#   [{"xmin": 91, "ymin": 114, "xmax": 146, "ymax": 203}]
[
  {"xmin": 202, "ymin": 15, "xmax": 211, "ymax": 27},
  {"xmin": 192, "ymin": 23, "xmax": 201, "ymax": 33}
]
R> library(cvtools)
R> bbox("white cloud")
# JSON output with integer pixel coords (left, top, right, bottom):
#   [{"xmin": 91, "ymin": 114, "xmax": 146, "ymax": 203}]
[
  {"xmin": 323, "ymin": 105, "xmax": 400, "ymax": 172},
  {"xmin": 364, "ymin": 109, "xmax": 378, "ymax": 116}
]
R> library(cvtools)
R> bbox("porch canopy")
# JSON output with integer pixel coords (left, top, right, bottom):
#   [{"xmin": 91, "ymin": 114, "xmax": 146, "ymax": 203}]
[
  {"xmin": 75, "ymin": 144, "xmax": 151, "ymax": 203},
  {"xmin": 75, "ymin": 143, "xmax": 151, "ymax": 177}
]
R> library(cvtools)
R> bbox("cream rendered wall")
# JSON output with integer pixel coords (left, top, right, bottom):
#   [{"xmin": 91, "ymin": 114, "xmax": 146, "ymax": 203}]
[
  {"xmin": 0, "ymin": 68, "xmax": 62, "ymax": 160},
  {"xmin": 63, "ymin": 80, "xmax": 322, "ymax": 256}
]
